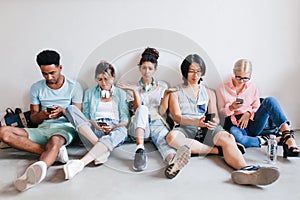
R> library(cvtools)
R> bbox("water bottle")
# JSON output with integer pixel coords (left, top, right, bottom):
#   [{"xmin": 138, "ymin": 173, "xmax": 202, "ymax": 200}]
[{"xmin": 267, "ymin": 134, "xmax": 278, "ymax": 164}]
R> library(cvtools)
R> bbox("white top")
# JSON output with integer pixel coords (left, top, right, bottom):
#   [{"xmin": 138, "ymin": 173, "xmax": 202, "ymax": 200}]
[
  {"xmin": 95, "ymin": 101, "xmax": 118, "ymax": 120},
  {"xmin": 127, "ymin": 80, "xmax": 168, "ymax": 113}
]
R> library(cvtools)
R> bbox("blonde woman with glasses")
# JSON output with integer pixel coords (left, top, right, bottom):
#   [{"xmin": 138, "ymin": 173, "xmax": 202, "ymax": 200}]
[{"xmin": 216, "ymin": 59, "xmax": 300, "ymax": 158}]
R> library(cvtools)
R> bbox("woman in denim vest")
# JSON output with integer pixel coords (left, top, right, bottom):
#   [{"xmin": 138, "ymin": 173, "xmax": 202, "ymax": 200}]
[{"xmin": 63, "ymin": 61, "xmax": 130, "ymax": 180}]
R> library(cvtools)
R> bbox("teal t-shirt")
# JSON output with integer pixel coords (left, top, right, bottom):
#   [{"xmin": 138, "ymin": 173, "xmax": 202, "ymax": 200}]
[{"xmin": 30, "ymin": 75, "xmax": 83, "ymax": 124}]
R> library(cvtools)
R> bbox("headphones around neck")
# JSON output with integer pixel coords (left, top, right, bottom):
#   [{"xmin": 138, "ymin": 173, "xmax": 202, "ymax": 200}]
[
  {"xmin": 101, "ymin": 90, "xmax": 111, "ymax": 98},
  {"xmin": 139, "ymin": 77, "xmax": 155, "ymax": 92}
]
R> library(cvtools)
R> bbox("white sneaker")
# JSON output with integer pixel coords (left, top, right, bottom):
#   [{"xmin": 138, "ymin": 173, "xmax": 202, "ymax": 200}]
[
  {"xmin": 165, "ymin": 145, "xmax": 191, "ymax": 179},
  {"xmin": 56, "ymin": 145, "xmax": 69, "ymax": 164},
  {"xmin": 0, "ymin": 141, "xmax": 10, "ymax": 149},
  {"xmin": 63, "ymin": 160, "xmax": 84, "ymax": 180},
  {"xmin": 231, "ymin": 165, "xmax": 280, "ymax": 185},
  {"xmin": 94, "ymin": 150, "xmax": 110, "ymax": 166},
  {"xmin": 14, "ymin": 161, "xmax": 47, "ymax": 192}
]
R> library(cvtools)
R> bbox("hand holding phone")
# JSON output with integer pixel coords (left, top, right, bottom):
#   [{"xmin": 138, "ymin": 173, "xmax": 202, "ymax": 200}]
[
  {"xmin": 205, "ymin": 113, "xmax": 216, "ymax": 123},
  {"xmin": 97, "ymin": 122, "xmax": 108, "ymax": 127},
  {"xmin": 236, "ymin": 98, "xmax": 244, "ymax": 104},
  {"xmin": 47, "ymin": 106, "xmax": 56, "ymax": 113}
]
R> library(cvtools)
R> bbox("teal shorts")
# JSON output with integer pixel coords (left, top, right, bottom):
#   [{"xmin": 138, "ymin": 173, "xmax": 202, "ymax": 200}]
[{"xmin": 24, "ymin": 122, "xmax": 77, "ymax": 146}]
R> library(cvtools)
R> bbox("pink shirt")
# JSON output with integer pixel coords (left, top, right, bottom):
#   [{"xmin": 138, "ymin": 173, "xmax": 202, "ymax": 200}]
[{"xmin": 216, "ymin": 77, "xmax": 260, "ymax": 125}]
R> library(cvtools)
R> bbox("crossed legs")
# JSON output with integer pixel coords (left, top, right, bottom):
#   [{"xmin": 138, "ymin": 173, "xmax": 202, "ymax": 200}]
[
  {"xmin": 0, "ymin": 126, "xmax": 66, "ymax": 167},
  {"xmin": 0, "ymin": 126, "xmax": 67, "ymax": 191}
]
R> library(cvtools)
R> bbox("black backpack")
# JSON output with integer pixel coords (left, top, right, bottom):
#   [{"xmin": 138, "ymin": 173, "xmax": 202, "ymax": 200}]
[{"xmin": 0, "ymin": 108, "xmax": 37, "ymax": 128}]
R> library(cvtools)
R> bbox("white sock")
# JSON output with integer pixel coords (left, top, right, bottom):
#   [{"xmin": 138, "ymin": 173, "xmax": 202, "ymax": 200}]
[
  {"xmin": 82, "ymin": 142, "xmax": 109, "ymax": 165},
  {"xmin": 136, "ymin": 144, "xmax": 144, "ymax": 151},
  {"xmin": 78, "ymin": 124, "xmax": 98, "ymax": 145}
]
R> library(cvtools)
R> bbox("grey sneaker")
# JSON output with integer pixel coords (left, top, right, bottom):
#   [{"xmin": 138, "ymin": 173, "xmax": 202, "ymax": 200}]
[
  {"xmin": 165, "ymin": 145, "xmax": 191, "ymax": 179},
  {"xmin": 231, "ymin": 165, "xmax": 280, "ymax": 185},
  {"xmin": 133, "ymin": 148, "xmax": 147, "ymax": 171}
]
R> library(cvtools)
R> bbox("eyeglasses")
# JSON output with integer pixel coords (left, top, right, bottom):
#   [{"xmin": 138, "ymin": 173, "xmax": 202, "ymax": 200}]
[
  {"xmin": 188, "ymin": 70, "xmax": 201, "ymax": 74},
  {"xmin": 96, "ymin": 77, "xmax": 108, "ymax": 82},
  {"xmin": 235, "ymin": 75, "xmax": 250, "ymax": 82}
]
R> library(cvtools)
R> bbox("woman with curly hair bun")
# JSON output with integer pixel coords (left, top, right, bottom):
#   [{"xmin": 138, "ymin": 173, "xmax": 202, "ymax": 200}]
[{"xmin": 119, "ymin": 47, "xmax": 189, "ymax": 172}]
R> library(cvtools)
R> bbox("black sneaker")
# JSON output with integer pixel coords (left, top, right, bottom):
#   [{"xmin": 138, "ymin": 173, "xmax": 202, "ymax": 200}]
[
  {"xmin": 133, "ymin": 148, "xmax": 147, "ymax": 171},
  {"xmin": 231, "ymin": 165, "xmax": 280, "ymax": 185},
  {"xmin": 165, "ymin": 145, "xmax": 191, "ymax": 179}
]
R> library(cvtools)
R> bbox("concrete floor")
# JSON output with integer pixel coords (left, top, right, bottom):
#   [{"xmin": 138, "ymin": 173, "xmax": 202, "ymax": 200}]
[{"xmin": 1, "ymin": 132, "xmax": 300, "ymax": 200}]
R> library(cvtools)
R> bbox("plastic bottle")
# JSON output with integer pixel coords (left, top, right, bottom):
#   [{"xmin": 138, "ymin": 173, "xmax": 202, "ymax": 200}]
[{"xmin": 267, "ymin": 134, "xmax": 278, "ymax": 164}]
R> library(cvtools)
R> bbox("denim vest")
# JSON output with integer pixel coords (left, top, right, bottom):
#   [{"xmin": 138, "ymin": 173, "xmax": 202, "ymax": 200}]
[{"xmin": 82, "ymin": 85, "xmax": 130, "ymax": 124}]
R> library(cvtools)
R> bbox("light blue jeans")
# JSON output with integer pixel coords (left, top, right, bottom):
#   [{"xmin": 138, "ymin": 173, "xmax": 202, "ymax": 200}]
[
  {"xmin": 129, "ymin": 105, "xmax": 176, "ymax": 161},
  {"xmin": 230, "ymin": 97, "xmax": 289, "ymax": 148},
  {"xmin": 65, "ymin": 105, "xmax": 127, "ymax": 151}
]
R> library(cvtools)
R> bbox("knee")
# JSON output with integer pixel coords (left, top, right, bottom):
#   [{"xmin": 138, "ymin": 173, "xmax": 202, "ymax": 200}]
[
  {"xmin": 47, "ymin": 135, "xmax": 66, "ymax": 149},
  {"xmin": 0, "ymin": 127, "xmax": 14, "ymax": 142},
  {"xmin": 262, "ymin": 97, "xmax": 277, "ymax": 106},
  {"xmin": 215, "ymin": 131, "xmax": 235, "ymax": 145},
  {"xmin": 0, "ymin": 127, "xmax": 4, "ymax": 139},
  {"xmin": 65, "ymin": 105, "xmax": 78, "ymax": 116},
  {"xmin": 136, "ymin": 105, "xmax": 148, "ymax": 115},
  {"xmin": 166, "ymin": 131, "xmax": 176, "ymax": 144}
]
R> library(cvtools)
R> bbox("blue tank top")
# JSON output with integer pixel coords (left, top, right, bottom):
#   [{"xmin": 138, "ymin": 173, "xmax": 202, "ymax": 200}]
[{"xmin": 177, "ymin": 82, "xmax": 209, "ymax": 118}]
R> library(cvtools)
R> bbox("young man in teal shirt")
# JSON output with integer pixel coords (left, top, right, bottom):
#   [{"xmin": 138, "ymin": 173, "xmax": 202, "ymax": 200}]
[{"xmin": 0, "ymin": 50, "xmax": 83, "ymax": 191}]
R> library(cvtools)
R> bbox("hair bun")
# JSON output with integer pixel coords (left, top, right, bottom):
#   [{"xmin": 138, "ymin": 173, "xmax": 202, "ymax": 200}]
[{"xmin": 142, "ymin": 47, "xmax": 159, "ymax": 60}]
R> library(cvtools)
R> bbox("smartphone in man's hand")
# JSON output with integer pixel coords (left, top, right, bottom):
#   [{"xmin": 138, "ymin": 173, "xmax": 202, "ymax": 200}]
[{"xmin": 47, "ymin": 106, "xmax": 56, "ymax": 113}]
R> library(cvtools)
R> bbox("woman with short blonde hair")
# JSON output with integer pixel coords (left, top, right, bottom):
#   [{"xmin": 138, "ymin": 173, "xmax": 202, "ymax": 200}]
[{"xmin": 217, "ymin": 58, "xmax": 300, "ymax": 158}]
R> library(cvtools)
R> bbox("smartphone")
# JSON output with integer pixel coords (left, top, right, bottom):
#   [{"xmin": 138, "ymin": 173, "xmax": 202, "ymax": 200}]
[
  {"xmin": 204, "ymin": 113, "xmax": 216, "ymax": 123},
  {"xmin": 97, "ymin": 122, "xmax": 108, "ymax": 127},
  {"xmin": 236, "ymin": 98, "xmax": 244, "ymax": 104},
  {"xmin": 47, "ymin": 106, "xmax": 56, "ymax": 113}
]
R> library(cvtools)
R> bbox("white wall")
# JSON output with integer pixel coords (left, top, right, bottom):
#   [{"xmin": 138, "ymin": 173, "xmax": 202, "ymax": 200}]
[{"xmin": 1, "ymin": 0, "xmax": 299, "ymax": 128}]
